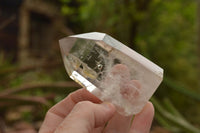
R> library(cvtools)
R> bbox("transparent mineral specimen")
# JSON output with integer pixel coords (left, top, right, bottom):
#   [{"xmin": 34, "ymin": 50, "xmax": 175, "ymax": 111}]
[{"xmin": 59, "ymin": 32, "xmax": 163, "ymax": 116}]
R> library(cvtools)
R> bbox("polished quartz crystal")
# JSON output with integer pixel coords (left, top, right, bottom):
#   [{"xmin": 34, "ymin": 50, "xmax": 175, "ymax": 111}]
[{"xmin": 59, "ymin": 32, "xmax": 163, "ymax": 116}]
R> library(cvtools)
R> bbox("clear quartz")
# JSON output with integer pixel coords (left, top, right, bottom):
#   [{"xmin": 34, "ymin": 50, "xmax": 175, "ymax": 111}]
[{"xmin": 59, "ymin": 32, "xmax": 163, "ymax": 116}]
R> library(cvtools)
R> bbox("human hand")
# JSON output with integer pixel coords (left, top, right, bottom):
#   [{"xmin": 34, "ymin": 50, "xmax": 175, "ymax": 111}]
[{"xmin": 39, "ymin": 89, "xmax": 154, "ymax": 133}]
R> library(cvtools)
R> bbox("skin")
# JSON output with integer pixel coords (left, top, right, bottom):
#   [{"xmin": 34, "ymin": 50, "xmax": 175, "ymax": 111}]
[{"xmin": 39, "ymin": 89, "xmax": 154, "ymax": 133}]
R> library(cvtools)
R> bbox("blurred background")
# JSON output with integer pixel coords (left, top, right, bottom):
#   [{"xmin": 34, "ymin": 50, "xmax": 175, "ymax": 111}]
[{"xmin": 0, "ymin": 0, "xmax": 200, "ymax": 132}]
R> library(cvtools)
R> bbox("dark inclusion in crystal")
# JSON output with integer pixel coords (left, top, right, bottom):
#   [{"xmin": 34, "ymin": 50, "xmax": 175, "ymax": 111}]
[{"xmin": 69, "ymin": 39, "xmax": 108, "ymax": 80}]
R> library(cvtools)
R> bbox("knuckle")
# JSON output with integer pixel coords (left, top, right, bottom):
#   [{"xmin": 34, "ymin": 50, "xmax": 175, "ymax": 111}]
[
  {"xmin": 74, "ymin": 101, "xmax": 93, "ymax": 110},
  {"xmin": 77, "ymin": 101, "xmax": 92, "ymax": 107}
]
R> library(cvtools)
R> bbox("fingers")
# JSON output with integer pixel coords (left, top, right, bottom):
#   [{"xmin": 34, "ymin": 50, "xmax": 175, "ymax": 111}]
[
  {"xmin": 120, "ymin": 80, "xmax": 141, "ymax": 104},
  {"xmin": 110, "ymin": 64, "xmax": 130, "ymax": 80},
  {"xmin": 104, "ymin": 112, "xmax": 132, "ymax": 133},
  {"xmin": 129, "ymin": 102, "xmax": 154, "ymax": 133},
  {"xmin": 70, "ymin": 88, "xmax": 102, "ymax": 104},
  {"xmin": 55, "ymin": 101, "xmax": 116, "ymax": 133},
  {"xmin": 49, "ymin": 88, "xmax": 101, "ymax": 118},
  {"xmin": 39, "ymin": 89, "xmax": 101, "ymax": 133}
]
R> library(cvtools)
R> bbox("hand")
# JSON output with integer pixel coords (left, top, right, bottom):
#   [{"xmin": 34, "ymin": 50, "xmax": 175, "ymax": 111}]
[{"xmin": 39, "ymin": 89, "xmax": 154, "ymax": 133}]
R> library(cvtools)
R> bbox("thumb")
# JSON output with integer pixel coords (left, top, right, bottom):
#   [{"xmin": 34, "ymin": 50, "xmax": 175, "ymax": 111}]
[{"xmin": 55, "ymin": 101, "xmax": 116, "ymax": 133}]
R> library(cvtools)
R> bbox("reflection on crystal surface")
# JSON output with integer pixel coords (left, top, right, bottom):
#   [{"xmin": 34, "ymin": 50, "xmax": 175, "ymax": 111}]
[
  {"xmin": 59, "ymin": 32, "xmax": 163, "ymax": 116},
  {"xmin": 70, "ymin": 71, "xmax": 96, "ymax": 92}
]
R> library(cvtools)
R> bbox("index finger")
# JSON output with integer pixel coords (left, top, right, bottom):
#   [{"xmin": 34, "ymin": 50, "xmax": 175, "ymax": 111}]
[{"xmin": 39, "ymin": 88, "xmax": 101, "ymax": 133}]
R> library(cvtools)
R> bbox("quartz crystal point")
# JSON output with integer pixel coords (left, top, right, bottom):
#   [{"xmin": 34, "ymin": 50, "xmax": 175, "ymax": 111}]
[{"xmin": 59, "ymin": 32, "xmax": 163, "ymax": 116}]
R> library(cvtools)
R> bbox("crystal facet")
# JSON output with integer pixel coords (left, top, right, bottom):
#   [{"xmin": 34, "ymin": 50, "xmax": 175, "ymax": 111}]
[{"xmin": 59, "ymin": 32, "xmax": 163, "ymax": 116}]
